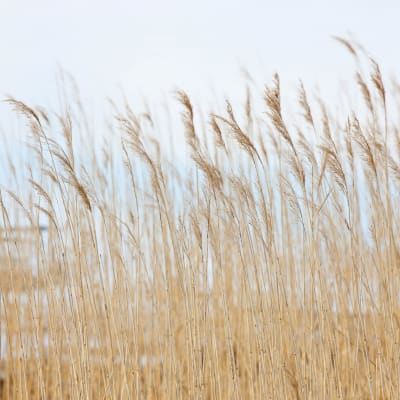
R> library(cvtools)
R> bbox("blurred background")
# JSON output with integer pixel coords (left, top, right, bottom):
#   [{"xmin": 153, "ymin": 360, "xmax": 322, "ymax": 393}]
[{"xmin": 0, "ymin": 0, "xmax": 399, "ymax": 110}]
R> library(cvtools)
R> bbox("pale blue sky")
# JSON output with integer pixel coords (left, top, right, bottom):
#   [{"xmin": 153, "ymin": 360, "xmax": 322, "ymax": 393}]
[
  {"xmin": 0, "ymin": 0, "xmax": 398, "ymax": 232},
  {"xmin": 1, "ymin": 0, "xmax": 399, "ymax": 109}
]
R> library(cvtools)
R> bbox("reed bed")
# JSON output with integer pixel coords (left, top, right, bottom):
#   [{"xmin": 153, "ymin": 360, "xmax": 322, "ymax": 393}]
[{"xmin": 1, "ymin": 41, "xmax": 400, "ymax": 399}]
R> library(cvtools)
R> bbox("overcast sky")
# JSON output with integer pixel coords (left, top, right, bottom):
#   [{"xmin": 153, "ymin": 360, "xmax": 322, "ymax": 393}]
[{"xmin": 1, "ymin": 0, "xmax": 399, "ymax": 111}]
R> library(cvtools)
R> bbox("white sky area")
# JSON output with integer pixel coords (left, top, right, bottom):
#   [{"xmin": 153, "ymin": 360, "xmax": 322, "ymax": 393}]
[
  {"xmin": 1, "ymin": 0, "xmax": 399, "ymax": 111},
  {"xmin": 0, "ymin": 0, "xmax": 398, "ymax": 227}
]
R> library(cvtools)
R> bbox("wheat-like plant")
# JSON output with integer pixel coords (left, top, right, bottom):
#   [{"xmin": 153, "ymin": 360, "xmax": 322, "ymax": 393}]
[{"xmin": 0, "ymin": 41, "xmax": 400, "ymax": 399}]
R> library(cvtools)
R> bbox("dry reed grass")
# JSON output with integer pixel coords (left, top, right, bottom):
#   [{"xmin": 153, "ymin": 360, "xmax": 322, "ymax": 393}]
[{"xmin": 1, "ymin": 42, "xmax": 400, "ymax": 399}]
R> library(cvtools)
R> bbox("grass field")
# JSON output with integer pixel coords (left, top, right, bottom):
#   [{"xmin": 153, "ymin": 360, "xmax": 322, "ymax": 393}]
[{"xmin": 1, "ymin": 41, "xmax": 400, "ymax": 399}]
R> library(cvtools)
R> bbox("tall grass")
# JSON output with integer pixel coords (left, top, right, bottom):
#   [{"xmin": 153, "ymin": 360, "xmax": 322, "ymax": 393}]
[{"xmin": 1, "ymin": 42, "xmax": 400, "ymax": 399}]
